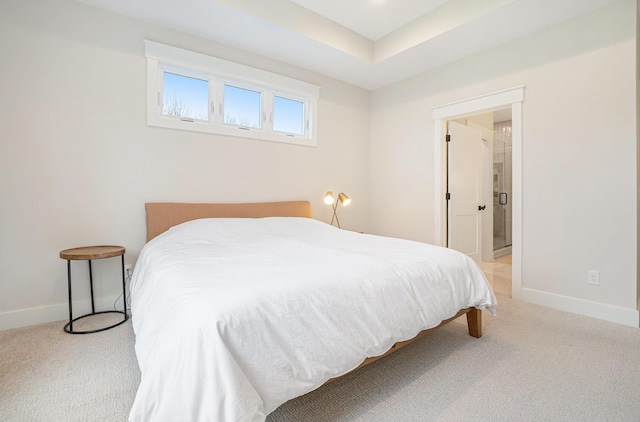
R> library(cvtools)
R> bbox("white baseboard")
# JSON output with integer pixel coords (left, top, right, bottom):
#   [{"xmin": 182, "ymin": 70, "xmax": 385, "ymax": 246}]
[
  {"xmin": 0, "ymin": 295, "xmax": 127, "ymax": 331},
  {"xmin": 5, "ymin": 288, "xmax": 637, "ymax": 330},
  {"xmin": 517, "ymin": 287, "xmax": 639, "ymax": 328}
]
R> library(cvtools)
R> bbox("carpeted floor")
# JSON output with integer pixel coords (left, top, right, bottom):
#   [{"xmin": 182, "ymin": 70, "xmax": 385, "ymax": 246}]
[{"xmin": 1, "ymin": 292, "xmax": 639, "ymax": 421}]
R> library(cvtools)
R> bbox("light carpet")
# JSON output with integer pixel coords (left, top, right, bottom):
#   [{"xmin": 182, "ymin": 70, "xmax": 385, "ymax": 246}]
[{"xmin": 1, "ymin": 294, "xmax": 639, "ymax": 421}]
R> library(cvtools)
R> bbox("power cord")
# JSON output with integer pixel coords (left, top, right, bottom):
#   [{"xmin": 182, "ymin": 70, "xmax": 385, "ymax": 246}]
[{"xmin": 113, "ymin": 266, "xmax": 133, "ymax": 315}]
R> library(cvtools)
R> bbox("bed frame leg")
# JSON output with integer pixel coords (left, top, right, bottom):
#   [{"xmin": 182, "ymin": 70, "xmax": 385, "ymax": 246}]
[{"xmin": 466, "ymin": 308, "xmax": 482, "ymax": 338}]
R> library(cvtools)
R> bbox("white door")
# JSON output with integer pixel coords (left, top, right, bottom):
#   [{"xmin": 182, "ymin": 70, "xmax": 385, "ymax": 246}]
[{"xmin": 447, "ymin": 121, "xmax": 484, "ymax": 262}]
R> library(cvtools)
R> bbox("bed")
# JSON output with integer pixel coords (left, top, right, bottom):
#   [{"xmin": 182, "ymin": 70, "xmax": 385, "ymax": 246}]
[{"xmin": 129, "ymin": 201, "xmax": 497, "ymax": 422}]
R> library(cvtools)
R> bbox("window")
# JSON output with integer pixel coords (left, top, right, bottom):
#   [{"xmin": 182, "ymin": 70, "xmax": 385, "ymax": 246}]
[
  {"xmin": 273, "ymin": 96, "xmax": 304, "ymax": 135},
  {"xmin": 162, "ymin": 72, "xmax": 209, "ymax": 121},
  {"xmin": 223, "ymin": 85, "xmax": 261, "ymax": 129},
  {"xmin": 145, "ymin": 40, "xmax": 319, "ymax": 146}
]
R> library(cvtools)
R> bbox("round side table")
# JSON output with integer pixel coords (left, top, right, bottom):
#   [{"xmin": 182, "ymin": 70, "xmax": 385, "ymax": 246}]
[{"xmin": 60, "ymin": 245, "xmax": 129, "ymax": 334}]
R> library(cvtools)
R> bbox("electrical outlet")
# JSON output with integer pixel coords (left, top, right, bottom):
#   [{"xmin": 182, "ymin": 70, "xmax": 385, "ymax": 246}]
[
  {"xmin": 125, "ymin": 264, "xmax": 133, "ymax": 279},
  {"xmin": 587, "ymin": 270, "xmax": 599, "ymax": 286}
]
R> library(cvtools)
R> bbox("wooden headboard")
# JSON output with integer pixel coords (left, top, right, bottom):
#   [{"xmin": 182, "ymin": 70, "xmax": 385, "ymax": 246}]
[{"xmin": 145, "ymin": 201, "xmax": 312, "ymax": 242}]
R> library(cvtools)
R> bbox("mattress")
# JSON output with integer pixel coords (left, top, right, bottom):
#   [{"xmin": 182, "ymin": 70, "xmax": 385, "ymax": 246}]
[{"xmin": 129, "ymin": 217, "xmax": 497, "ymax": 421}]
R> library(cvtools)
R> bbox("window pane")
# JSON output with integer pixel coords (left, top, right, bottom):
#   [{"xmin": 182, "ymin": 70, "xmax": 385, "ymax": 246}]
[
  {"xmin": 162, "ymin": 72, "xmax": 209, "ymax": 120},
  {"xmin": 224, "ymin": 85, "xmax": 261, "ymax": 128},
  {"xmin": 273, "ymin": 96, "xmax": 304, "ymax": 135}
]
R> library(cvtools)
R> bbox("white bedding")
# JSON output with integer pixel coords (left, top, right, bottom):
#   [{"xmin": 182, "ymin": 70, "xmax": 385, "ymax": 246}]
[{"xmin": 129, "ymin": 217, "xmax": 497, "ymax": 422}]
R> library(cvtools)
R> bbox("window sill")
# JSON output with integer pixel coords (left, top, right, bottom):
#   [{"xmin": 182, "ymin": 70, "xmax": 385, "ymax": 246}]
[{"xmin": 147, "ymin": 116, "xmax": 317, "ymax": 147}]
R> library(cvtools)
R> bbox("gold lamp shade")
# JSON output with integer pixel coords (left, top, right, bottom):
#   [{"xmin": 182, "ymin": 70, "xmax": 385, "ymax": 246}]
[
  {"xmin": 324, "ymin": 190, "xmax": 351, "ymax": 228},
  {"xmin": 323, "ymin": 191, "xmax": 335, "ymax": 205},
  {"xmin": 338, "ymin": 192, "xmax": 351, "ymax": 206}
]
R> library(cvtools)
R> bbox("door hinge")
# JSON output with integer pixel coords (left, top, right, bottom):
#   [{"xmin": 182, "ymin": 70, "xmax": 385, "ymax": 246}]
[
  {"xmin": 446, "ymin": 134, "xmax": 451, "ymax": 142},
  {"xmin": 446, "ymin": 192, "xmax": 451, "ymax": 200}
]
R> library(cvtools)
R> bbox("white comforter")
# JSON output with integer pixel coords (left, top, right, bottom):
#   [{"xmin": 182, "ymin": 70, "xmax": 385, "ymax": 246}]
[{"xmin": 129, "ymin": 217, "xmax": 496, "ymax": 422}]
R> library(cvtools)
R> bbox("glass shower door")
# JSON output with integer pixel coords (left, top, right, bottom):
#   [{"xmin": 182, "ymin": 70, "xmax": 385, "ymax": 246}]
[{"xmin": 493, "ymin": 121, "xmax": 512, "ymax": 253}]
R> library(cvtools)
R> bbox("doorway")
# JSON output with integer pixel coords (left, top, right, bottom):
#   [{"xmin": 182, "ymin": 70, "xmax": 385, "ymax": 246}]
[
  {"xmin": 445, "ymin": 109, "xmax": 513, "ymax": 295},
  {"xmin": 432, "ymin": 86, "xmax": 524, "ymax": 299}
]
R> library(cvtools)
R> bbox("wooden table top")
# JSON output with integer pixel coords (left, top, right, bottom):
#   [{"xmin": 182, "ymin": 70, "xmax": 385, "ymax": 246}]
[{"xmin": 60, "ymin": 245, "xmax": 125, "ymax": 260}]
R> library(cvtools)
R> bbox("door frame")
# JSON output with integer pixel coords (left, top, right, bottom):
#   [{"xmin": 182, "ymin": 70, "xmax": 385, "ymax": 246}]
[{"xmin": 432, "ymin": 86, "xmax": 524, "ymax": 299}]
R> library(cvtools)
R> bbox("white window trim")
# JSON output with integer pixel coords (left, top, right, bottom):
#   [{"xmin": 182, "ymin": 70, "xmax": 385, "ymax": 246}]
[{"xmin": 145, "ymin": 40, "xmax": 320, "ymax": 147}]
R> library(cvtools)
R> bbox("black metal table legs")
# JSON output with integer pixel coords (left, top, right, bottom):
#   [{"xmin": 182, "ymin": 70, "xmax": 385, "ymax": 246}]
[{"xmin": 64, "ymin": 255, "xmax": 128, "ymax": 334}]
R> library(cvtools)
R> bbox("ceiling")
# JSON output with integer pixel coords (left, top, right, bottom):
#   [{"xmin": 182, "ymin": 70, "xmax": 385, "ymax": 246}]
[
  {"xmin": 77, "ymin": 0, "xmax": 619, "ymax": 90},
  {"xmin": 287, "ymin": 0, "xmax": 450, "ymax": 40}
]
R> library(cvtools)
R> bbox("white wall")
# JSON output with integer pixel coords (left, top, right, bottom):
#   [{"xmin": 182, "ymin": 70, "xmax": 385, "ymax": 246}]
[
  {"xmin": 1, "ymin": 0, "xmax": 636, "ymax": 330},
  {"xmin": 637, "ymin": 0, "xmax": 640, "ymax": 318},
  {"xmin": 370, "ymin": 0, "xmax": 638, "ymax": 326},
  {"xmin": 0, "ymin": 0, "xmax": 371, "ymax": 329}
]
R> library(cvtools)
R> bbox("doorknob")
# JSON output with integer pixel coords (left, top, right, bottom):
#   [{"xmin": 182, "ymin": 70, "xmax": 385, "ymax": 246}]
[{"xmin": 478, "ymin": 205, "xmax": 486, "ymax": 211}]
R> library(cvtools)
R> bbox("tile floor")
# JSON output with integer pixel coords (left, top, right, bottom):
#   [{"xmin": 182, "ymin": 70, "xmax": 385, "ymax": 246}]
[{"xmin": 478, "ymin": 254, "xmax": 512, "ymax": 297}]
